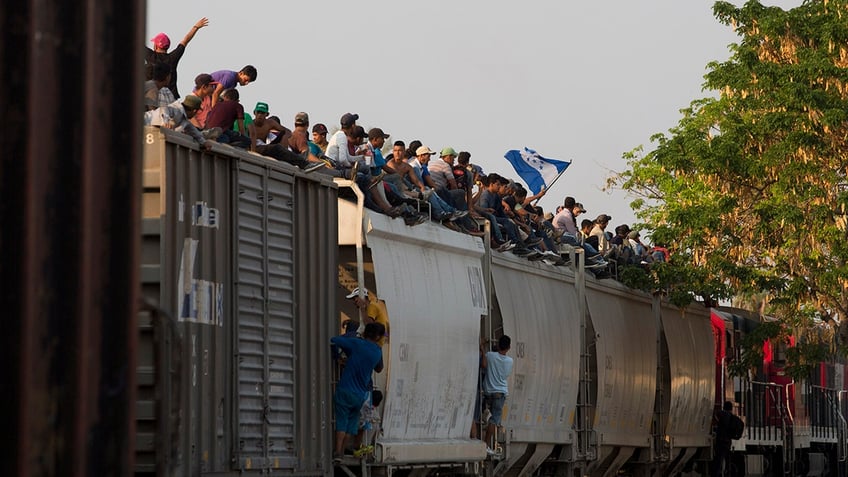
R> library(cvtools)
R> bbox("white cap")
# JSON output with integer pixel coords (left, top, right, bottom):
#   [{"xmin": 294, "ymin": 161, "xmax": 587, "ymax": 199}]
[{"xmin": 345, "ymin": 287, "xmax": 369, "ymax": 299}]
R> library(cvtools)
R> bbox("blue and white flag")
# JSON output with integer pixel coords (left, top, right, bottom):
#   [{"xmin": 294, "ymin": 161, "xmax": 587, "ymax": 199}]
[{"xmin": 504, "ymin": 147, "xmax": 571, "ymax": 195}]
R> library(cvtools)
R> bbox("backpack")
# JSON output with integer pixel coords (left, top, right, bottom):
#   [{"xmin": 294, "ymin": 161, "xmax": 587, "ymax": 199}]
[{"xmin": 730, "ymin": 414, "xmax": 745, "ymax": 439}]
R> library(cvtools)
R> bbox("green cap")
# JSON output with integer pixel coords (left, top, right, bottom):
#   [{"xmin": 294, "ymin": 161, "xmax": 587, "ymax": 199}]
[
  {"xmin": 182, "ymin": 95, "xmax": 202, "ymax": 110},
  {"xmin": 440, "ymin": 147, "xmax": 457, "ymax": 157},
  {"xmin": 254, "ymin": 101, "xmax": 269, "ymax": 113}
]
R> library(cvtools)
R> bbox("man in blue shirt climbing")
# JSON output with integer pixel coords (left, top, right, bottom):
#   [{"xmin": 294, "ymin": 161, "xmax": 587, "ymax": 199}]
[{"xmin": 331, "ymin": 322, "xmax": 385, "ymax": 462}]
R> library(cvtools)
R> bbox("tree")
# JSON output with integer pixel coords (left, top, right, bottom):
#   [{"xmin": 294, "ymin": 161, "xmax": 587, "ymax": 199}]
[{"xmin": 613, "ymin": 1, "xmax": 848, "ymax": 346}]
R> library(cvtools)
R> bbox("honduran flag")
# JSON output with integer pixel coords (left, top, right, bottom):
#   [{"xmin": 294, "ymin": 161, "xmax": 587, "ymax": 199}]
[{"xmin": 504, "ymin": 148, "xmax": 571, "ymax": 195}]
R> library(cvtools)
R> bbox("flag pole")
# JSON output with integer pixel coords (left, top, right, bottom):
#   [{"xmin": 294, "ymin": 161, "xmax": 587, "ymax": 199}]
[{"xmin": 533, "ymin": 164, "xmax": 569, "ymax": 205}]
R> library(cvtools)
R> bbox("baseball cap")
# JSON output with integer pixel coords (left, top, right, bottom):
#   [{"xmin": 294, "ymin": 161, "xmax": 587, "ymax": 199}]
[
  {"xmin": 351, "ymin": 126, "xmax": 368, "ymax": 139},
  {"xmin": 345, "ymin": 287, "xmax": 369, "ymax": 299},
  {"xmin": 181, "ymin": 95, "xmax": 202, "ymax": 110},
  {"xmin": 440, "ymin": 147, "xmax": 457, "ymax": 157},
  {"xmin": 312, "ymin": 123, "xmax": 328, "ymax": 134},
  {"xmin": 628, "ymin": 230, "xmax": 641, "ymax": 239},
  {"xmin": 194, "ymin": 73, "xmax": 218, "ymax": 88},
  {"xmin": 416, "ymin": 146, "xmax": 436, "ymax": 156},
  {"xmin": 340, "ymin": 112, "xmax": 359, "ymax": 127},
  {"xmin": 575, "ymin": 203, "xmax": 587, "ymax": 213},
  {"xmin": 595, "ymin": 214, "xmax": 612, "ymax": 224},
  {"xmin": 254, "ymin": 102, "xmax": 270, "ymax": 113},
  {"xmin": 151, "ymin": 33, "xmax": 170, "ymax": 50},
  {"xmin": 294, "ymin": 112, "xmax": 309, "ymax": 126},
  {"xmin": 368, "ymin": 128, "xmax": 390, "ymax": 140}
]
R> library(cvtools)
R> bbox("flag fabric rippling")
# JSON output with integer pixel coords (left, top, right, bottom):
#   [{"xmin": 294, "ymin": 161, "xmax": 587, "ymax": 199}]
[{"xmin": 504, "ymin": 147, "xmax": 571, "ymax": 194}]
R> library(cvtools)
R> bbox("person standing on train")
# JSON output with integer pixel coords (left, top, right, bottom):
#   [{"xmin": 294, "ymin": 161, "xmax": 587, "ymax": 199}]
[
  {"xmin": 481, "ymin": 335, "xmax": 514, "ymax": 454},
  {"xmin": 711, "ymin": 401, "xmax": 735, "ymax": 477},
  {"xmin": 330, "ymin": 322, "xmax": 385, "ymax": 463}
]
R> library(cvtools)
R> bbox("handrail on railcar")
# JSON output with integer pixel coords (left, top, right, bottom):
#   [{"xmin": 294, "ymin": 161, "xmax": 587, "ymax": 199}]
[{"xmin": 334, "ymin": 177, "xmax": 367, "ymax": 327}]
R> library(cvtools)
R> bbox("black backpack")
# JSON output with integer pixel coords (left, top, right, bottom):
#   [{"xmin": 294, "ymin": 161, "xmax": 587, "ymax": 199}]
[{"xmin": 730, "ymin": 414, "xmax": 745, "ymax": 439}]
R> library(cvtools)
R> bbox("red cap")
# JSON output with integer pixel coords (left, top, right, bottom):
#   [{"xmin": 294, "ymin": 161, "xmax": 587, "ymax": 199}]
[{"xmin": 151, "ymin": 33, "xmax": 170, "ymax": 50}]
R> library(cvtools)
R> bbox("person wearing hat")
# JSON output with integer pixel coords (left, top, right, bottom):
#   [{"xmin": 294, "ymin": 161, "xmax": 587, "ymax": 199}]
[
  {"xmin": 143, "ymin": 95, "xmax": 212, "ymax": 151},
  {"xmin": 627, "ymin": 230, "xmax": 650, "ymax": 260},
  {"xmin": 288, "ymin": 111, "xmax": 332, "ymax": 170},
  {"xmin": 311, "ymin": 123, "xmax": 330, "ymax": 153},
  {"xmin": 145, "ymin": 17, "xmax": 209, "ymax": 99},
  {"xmin": 590, "ymin": 214, "xmax": 613, "ymax": 254},
  {"xmin": 249, "ymin": 102, "xmax": 324, "ymax": 173},
  {"xmin": 188, "ymin": 73, "xmax": 220, "ymax": 129},
  {"xmin": 365, "ymin": 128, "xmax": 391, "ymax": 176},
  {"xmin": 428, "ymin": 147, "xmax": 470, "ymax": 213},
  {"xmin": 325, "ymin": 113, "xmax": 366, "ymax": 179},
  {"xmin": 345, "ymin": 287, "xmax": 389, "ymax": 346},
  {"xmin": 610, "ymin": 224, "xmax": 632, "ymax": 247}
]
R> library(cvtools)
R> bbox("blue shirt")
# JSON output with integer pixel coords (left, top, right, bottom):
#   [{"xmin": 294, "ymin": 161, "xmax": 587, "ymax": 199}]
[
  {"xmin": 483, "ymin": 351, "xmax": 513, "ymax": 395},
  {"xmin": 331, "ymin": 336, "xmax": 383, "ymax": 399}
]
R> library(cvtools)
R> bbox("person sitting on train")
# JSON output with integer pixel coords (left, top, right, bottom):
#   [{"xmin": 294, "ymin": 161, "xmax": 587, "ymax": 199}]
[
  {"xmin": 590, "ymin": 214, "xmax": 613, "ymax": 255},
  {"xmin": 330, "ymin": 322, "xmax": 385, "ymax": 463},
  {"xmin": 609, "ymin": 224, "xmax": 630, "ymax": 247},
  {"xmin": 479, "ymin": 335, "xmax": 514, "ymax": 455},
  {"xmin": 475, "ymin": 173, "xmax": 527, "ymax": 254},
  {"xmin": 143, "ymin": 95, "xmax": 212, "ymax": 151}
]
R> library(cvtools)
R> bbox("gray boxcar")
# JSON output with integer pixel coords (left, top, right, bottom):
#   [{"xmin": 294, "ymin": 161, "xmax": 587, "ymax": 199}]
[{"xmin": 137, "ymin": 128, "xmax": 337, "ymax": 476}]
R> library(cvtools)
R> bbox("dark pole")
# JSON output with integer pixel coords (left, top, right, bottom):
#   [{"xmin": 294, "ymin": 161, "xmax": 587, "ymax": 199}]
[{"xmin": 0, "ymin": 0, "xmax": 144, "ymax": 475}]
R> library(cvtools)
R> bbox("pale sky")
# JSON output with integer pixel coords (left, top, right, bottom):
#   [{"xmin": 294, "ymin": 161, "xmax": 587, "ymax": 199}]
[{"xmin": 147, "ymin": 1, "xmax": 801, "ymax": 235}]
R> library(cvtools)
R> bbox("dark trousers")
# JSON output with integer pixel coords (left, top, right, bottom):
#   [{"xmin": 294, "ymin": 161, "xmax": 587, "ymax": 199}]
[
  {"xmin": 255, "ymin": 144, "xmax": 310, "ymax": 168},
  {"xmin": 710, "ymin": 441, "xmax": 732, "ymax": 477}
]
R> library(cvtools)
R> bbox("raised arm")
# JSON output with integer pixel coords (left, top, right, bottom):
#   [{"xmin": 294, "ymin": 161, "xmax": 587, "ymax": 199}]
[{"xmin": 180, "ymin": 17, "xmax": 209, "ymax": 47}]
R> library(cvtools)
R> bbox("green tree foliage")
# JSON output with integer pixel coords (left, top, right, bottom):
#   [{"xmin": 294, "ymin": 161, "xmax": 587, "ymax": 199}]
[{"xmin": 613, "ymin": 1, "xmax": 848, "ymax": 345}]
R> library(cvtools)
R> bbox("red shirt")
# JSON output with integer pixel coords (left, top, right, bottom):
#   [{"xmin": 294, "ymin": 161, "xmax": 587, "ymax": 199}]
[{"xmin": 205, "ymin": 100, "xmax": 244, "ymax": 130}]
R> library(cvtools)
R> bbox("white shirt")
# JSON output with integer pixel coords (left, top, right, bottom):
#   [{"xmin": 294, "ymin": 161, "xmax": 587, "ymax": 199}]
[{"xmin": 325, "ymin": 130, "xmax": 363, "ymax": 167}]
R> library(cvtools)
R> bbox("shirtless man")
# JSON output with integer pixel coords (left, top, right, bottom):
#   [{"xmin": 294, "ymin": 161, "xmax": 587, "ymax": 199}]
[
  {"xmin": 384, "ymin": 141, "xmax": 463, "ymax": 222},
  {"xmin": 249, "ymin": 102, "xmax": 322, "ymax": 173}
]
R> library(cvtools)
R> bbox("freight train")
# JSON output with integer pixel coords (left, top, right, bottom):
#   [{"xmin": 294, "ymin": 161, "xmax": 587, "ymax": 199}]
[{"xmin": 136, "ymin": 128, "xmax": 848, "ymax": 477}]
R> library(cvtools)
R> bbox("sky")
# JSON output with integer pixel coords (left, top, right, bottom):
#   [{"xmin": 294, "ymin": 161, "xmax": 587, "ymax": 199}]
[{"xmin": 147, "ymin": 0, "xmax": 802, "ymax": 236}]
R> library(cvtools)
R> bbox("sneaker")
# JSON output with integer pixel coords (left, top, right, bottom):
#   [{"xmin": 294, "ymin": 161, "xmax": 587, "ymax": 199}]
[
  {"xmin": 497, "ymin": 241, "xmax": 516, "ymax": 252},
  {"xmin": 419, "ymin": 188, "xmax": 434, "ymax": 200},
  {"xmin": 201, "ymin": 127, "xmax": 223, "ymax": 140},
  {"xmin": 585, "ymin": 261, "xmax": 608, "ymax": 270},
  {"xmin": 303, "ymin": 162, "xmax": 325, "ymax": 173},
  {"xmin": 527, "ymin": 250, "xmax": 545, "ymax": 261},
  {"xmin": 404, "ymin": 214, "xmax": 428, "ymax": 226},
  {"xmin": 450, "ymin": 210, "xmax": 469, "ymax": 220},
  {"xmin": 385, "ymin": 206, "xmax": 403, "ymax": 218},
  {"xmin": 442, "ymin": 221, "xmax": 462, "ymax": 232},
  {"xmin": 486, "ymin": 446, "xmax": 497, "ymax": 456},
  {"xmin": 525, "ymin": 236, "xmax": 543, "ymax": 246},
  {"xmin": 512, "ymin": 247, "xmax": 532, "ymax": 256}
]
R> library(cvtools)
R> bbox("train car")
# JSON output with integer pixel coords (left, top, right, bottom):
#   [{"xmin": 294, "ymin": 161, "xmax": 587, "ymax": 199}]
[
  {"xmin": 135, "ymin": 129, "xmax": 848, "ymax": 477},
  {"xmin": 712, "ymin": 308, "xmax": 848, "ymax": 477},
  {"xmin": 335, "ymin": 189, "xmax": 715, "ymax": 477},
  {"xmin": 136, "ymin": 128, "xmax": 338, "ymax": 476}
]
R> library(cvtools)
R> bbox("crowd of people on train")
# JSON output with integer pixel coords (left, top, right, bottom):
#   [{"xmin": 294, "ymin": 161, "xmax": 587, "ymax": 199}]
[{"xmin": 141, "ymin": 18, "xmax": 670, "ymax": 283}]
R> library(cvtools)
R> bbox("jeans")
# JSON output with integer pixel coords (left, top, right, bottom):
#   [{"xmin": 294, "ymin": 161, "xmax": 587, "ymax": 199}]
[{"xmin": 475, "ymin": 210, "xmax": 506, "ymax": 243}]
